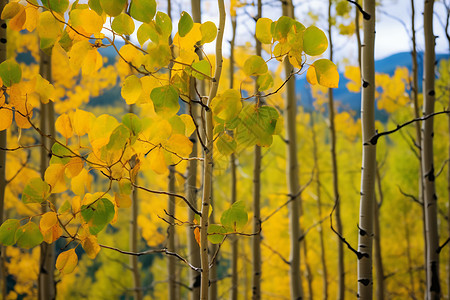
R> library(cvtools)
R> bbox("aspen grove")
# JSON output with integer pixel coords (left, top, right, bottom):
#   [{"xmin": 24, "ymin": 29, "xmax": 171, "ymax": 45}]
[{"xmin": 0, "ymin": 0, "xmax": 448, "ymax": 299}]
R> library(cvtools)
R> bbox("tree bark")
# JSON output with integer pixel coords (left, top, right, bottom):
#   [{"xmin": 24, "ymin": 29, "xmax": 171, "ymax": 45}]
[
  {"xmin": 357, "ymin": 0, "xmax": 376, "ymax": 298},
  {"xmin": 327, "ymin": 2, "xmax": 345, "ymax": 299},
  {"xmin": 311, "ymin": 114, "xmax": 328, "ymax": 300},
  {"xmin": 168, "ymin": 165, "xmax": 177, "ymax": 300},
  {"xmin": 373, "ymin": 167, "xmax": 385, "ymax": 300},
  {"xmin": 199, "ymin": 0, "xmax": 225, "ymax": 297},
  {"xmin": 39, "ymin": 49, "xmax": 56, "ymax": 300},
  {"xmin": 422, "ymin": 0, "xmax": 440, "ymax": 298}
]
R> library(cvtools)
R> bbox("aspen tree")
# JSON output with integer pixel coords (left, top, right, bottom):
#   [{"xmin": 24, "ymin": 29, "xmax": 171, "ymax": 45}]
[
  {"xmin": 252, "ymin": 0, "xmax": 262, "ymax": 298},
  {"xmin": 0, "ymin": 0, "xmax": 6, "ymax": 298},
  {"xmin": 373, "ymin": 167, "xmax": 385, "ymax": 299},
  {"xmin": 357, "ymin": 0, "xmax": 376, "ymax": 298},
  {"xmin": 311, "ymin": 113, "xmax": 328, "ymax": 300},
  {"xmin": 168, "ymin": 165, "xmax": 177, "ymax": 300},
  {"xmin": 187, "ymin": 0, "xmax": 202, "ymax": 296},
  {"xmin": 199, "ymin": 0, "xmax": 225, "ymax": 298},
  {"xmin": 422, "ymin": 0, "xmax": 441, "ymax": 298},
  {"xmin": 229, "ymin": 7, "xmax": 239, "ymax": 300},
  {"xmin": 39, "ymin": 49, "xmax": 56, "ymax": 300},
  {"xmin": 280, "ymin": 0, "xmax": 304, "ymax": 298},
  {"xmin": 327, "ymin": 1, "xmax": 345, "ymax": 298}
]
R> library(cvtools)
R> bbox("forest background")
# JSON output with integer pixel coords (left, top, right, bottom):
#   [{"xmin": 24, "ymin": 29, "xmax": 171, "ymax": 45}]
[{"xmin": 0, "ymin": 0, "xmax": 449, "ymax": 299}]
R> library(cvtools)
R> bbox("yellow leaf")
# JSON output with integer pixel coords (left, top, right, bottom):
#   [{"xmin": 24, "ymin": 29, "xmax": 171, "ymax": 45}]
[
  {"xmin": 14, "ymin": 101, "xmax": 33, "ymax": 129},
  {"xmin": 65, "ymin": 157, "xmax": 84, "ymax": 178},
  {"xmin": 55, "ymin": 113, "xmax": 73, "ymax": 140},
  {"xmin": 306, "ymin": 65, "xmax": 318, "ymax": 85},
  {"xmin": 72, "ymin": 109, "xmax": 95, "ymax": 136},
  {"xmin": 81, "ymin": 235, "xmax": 100, "ymax": 259},
  {"xmin": 69, "ymin": 40, "xmax": 92, "ymax": 72},
  {"xmin": 179, "ymin": 114, "xmax": 195, "ymax": 137},
  {"xmin": 56, "ymin": 249, "xmax": 78, "ymax": 275},
  {"xmin": 119, "ymin": 44, "xmax": 144, "ymax": 70},
  {"xmin": 1, "ymin": 2, "xmax": 23, "ymax": 19},
  {"xmin": 40, "ymin": 212, "xmax": 62, "ymax": 243},
  {"xmin": 115, "ymin": 192, "xmax": 131, "ymax": 208},
  {"xmin": 71, "ymin": 196, "xmax": 81, "ymax": 215},
  {"xmin": 44, "ymin": 164, "xmax": 67, "ymax": 193},
  {"xmin": 38, "ymin": 11, "xmax": 63, "ymax": 40},
  {"xmin": 34, "ymin": 74, "xmax": 55, "ymax": 104},
  {"xmin": 148, "ymin": 147, "xmax": 167, "ymax": 174},
  {"xmin": 121, "ymin": 75, "xmax": 142, "ymax": 105},
  {"xmin": 0, "ymin": 104, "xmax": 13, "ymax": 131},
  {"xmin": 166, "ymin": 134, "xmax": 193, "ymax": 157},
  {"xmin": 8, "ymin": 5, "xmax": 26, "ymax": 32},
  {"xmin": 344, "ymin": 66, "xmax": 361, "ymax": 92},
  {"xmin": 82, "ymin": 49, "xmax": 102, "ymax": 75},
  {"xmin": 24, "ymin": 5, "xmax": 39, "ymax": 32},
  {"xmin": 70, "ymin": 8, "xmax": 104, "ymax": 34},
  {"xmin": 210, "ymin": 89, "xmax": 242, "ymax": 121},
  {"xmin": 88, "ymin": 114, "xmax": 119, "ymax": 150}
]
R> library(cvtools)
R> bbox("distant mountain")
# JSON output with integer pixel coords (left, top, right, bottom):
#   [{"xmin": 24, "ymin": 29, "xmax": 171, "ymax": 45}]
[{"xmin": 297, "ymin": 51, "xmax": 449, "ymax": 113}]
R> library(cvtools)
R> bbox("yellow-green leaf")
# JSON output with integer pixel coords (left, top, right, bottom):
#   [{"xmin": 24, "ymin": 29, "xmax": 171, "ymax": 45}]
[
  {"xmin": 43, "ymin": 0, "xmax": 69, "ymax": 14},
  {"xmin": 150, "ymin": 85, "xmax": 180, "ymax": 117},
  {"xmin": 207, "ymin": 224, "xmax": 226, "ymax": 244},
  {"xmin": 22, "ymin": 178, "xmax": 51, "ymax": 204},
  {"xmin": 178, "ymin": 11, "xmax": 193, "ymax": 37},
  {"xmin": 155, "ymin": 12, "xmax": 172, "ymax": 39},
  {"xmin": 81, "ymin": 235, "xmax": 101, "ymax": 259},
  {"xmin": 303, "ymin": 25, "xmax": 328, "ymax": 56},
  {"xmin": 1, "ymin": 2, "xmax": 22, "ymax": 19},
  {"xmin": 56, "ymin": 249, "xmax": 78, "ymax": 275},
  {"xmin": 130, "ymin": 0, "xmax": 156, "ymax": 23},
  {"xmin": 15, "ymin": 222, "xmax": 43, "ymax": 249},
  {"xmin": 0, "ymin": 60, "xmax": 22, "ymax": 87},
  {"xmin": 0, "ymin": 219, "xmax": 20, "ymax": 246},
  {"xmin": 121, "ymin": 75, "xmax": 142, "ymax": 105},
  {"xmin": 243, "ymin": 55, "xmax": 268, "ymax": 76},
  {"xmin": 99, "ymin": 0, "xmax": 126, "ymax": 16},
  {"xmin": 200, "ymin": 21, "xmax": 217, "ymax": 44},
  {"xmin": 211, "ymin": 89, "xmax": 242, "ymax": 121},
  {"xmin": 112, "ymin": 13, "xmax": 135, "ymax": 35}
]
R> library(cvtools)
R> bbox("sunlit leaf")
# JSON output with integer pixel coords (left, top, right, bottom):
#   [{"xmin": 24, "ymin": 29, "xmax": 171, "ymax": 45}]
[
  {"xmin": 0, "ymin": 105, "xmax": 13, "ymax": 131},
  {"xmin": 55, "ymin": 113, "xmax": 73, "ymax": 140},
  {"xmin": 0, "ymin": 219, "xmax": 20, "ymax": 246},
  {"xmin": 122, "ymin": 113, "xmax": 142, "ymax": 136},
  {"xmin": 43, "ymin": 0, "xmax": 69, "ymax": 14},
  {"xmin": 56, "ymin": 249, "xmax": 78, "ymax": 275},
  {"xmin": 38, "ymin": 11, "xmax": 63, "ymax": 49},
  {"xmin": 73, "ymin": 109, "xmax": 95, "ymax": 136},
  {"xmin": 130, "ymin": 0, "xmax": 156, "ymax": 23},
  {"xmin": 255, "ymin": 18, "xmax": 272, "ymax": 44},
  {"xmin": 150, "ymin": 85, "xmax": 180, "ymax": 117},
  {"xmin": 166, "ymin": 134, "xmax": 193, "ymax": 157},
  {"xmin": 178, "ymin": 11, "xmax": 193, "ymax": 37},
  {"xmin": 274, "ymin": 16, "xmax": 294, "ymax": 41},
  {"xmin": 112, "ymin": 13, "xmax": 135, "ymax": 35},
  {"xmin": 211, "ymin": 89, "xmax": 242, "ymax": 121},
  {"xmin": 1, "ymin": 2, "xmax": 22, "ymax": 19},
  {"xmin": 303, "ymin": 25, "xmax": 328, "ymax": 56},
  {"xmin": 40, "ymin": 212, "xmax": 62, "ymax": 243},
  {"xmin": 70, "ymin": 8, "xmax": 104, "ymax": 34},
  {"xmin": 22, "ymin": 178, "xmax": 50, "ymax": 204},
  {"xmin": 121, "ymin": 75, "xmax": 142, "ymax": 105},
  {"xmin": 69, "ymin": 40, "xmax": 92, "ymax": 72},
  {"xmin": 15, "ymin": 222, "xmax": 43, "ymax": 249},
  {"xmin": 190, "ymin": 60, "xmax": 211, "ymax": 80},
  {"xmin": 257, "ymin": 73, "xmax": 274, "ymax": 91},
  {"xmin": 106, "ymin": 124, "xmax": 130, "ymax": 150},
  {"xmin": 89, "ymin": 114, "xmax": 119, "ymax": 150},
  {"xmin": 45, "ymin": 163, "xmax": 67, "ymax": 193},
  {"xmin": 309, "ymin": 59, "xmax": 339, "ymax": 88},
  {"xmin": 200, "ymin": 21, "xmax": 217, "ymax": 44},
  {"xmin": 216, "ymin": 133, "xmax": 236, "ymax": 156},
  {"xmin": 88, "ymin": 0, "xmax": 103, "ymax": 15},
  {"xmin": 155, "ymin": 11, "xmax": 172, "ymax": 39},
  {"xmin": 65, "ymin": 157, "xmax": 84, "ymax": 178},
  {"xmin": 243, "ymin": 55, "xmax": 268, "ymax": 76},
  {"xmin": 34, "ymin": 74, "xmax": 55, "ymax": 104},
  {"xmin": 137, "ymin": 22, "xmax": 159, "ymax": 45},
  {"xmin": 148, "ymin": 147, "xmax": 167, "ymax": 174}
]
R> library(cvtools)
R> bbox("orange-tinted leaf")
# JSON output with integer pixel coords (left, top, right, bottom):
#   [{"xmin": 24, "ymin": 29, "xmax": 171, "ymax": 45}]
[
  {"xmin": 81, "ymin": 235, "xmax": 100, "ymax": 259},
  {"xmin": 56, "ymin": 249, "xmax": 78, "ymax": 275},
  {"xmin": 55, "ymin": 113, "xmax": 73, "ymax": 140}
]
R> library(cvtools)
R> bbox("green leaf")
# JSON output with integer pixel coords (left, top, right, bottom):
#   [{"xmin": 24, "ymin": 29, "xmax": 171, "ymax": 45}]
[
  {"xmin": 220, "ymin": 201, "xmax": 248, "ymax": 232},
  {"xmin": 88, "ymin": 0, "xmax": 103, "ymax": 15},
  {"xmin": 122, "ymin": 113, "xmax": 142, "ymax": 136},
  {"xmin": 50, "ymin": 143, "xmax": 72, "ymax": 165},
  {"xmin": 190, "ymin": 60, "xmax": 211, "ymax": 80},
  {"xmin": 178, "ymin": 11, "xmax": 193, "ymax": 37},
  {"xmin": 142, "ymin": 44, "xmax": 171, "ymax": 71},
  {"xmin": 200, "ymin": 21, "xmax": 217, "ymax": 44},
  {"xmin": 257, "ymin": 73, "xmax": 274, "ymax": 91},
  {"xmin": 130, "ymin": 0, "xmax": 156, "ymax": 23},
  {"xmin": 0, "ymin": 219, "xmax": 20, "ymax": 246},
  {"xmin": 150, "ymin": 85, "xmax": 180, "ymax": 117},
  {"xmin": 22, "ymin": 178, "xmax": 51, "ymax": 204},
  {"xmin": 303, "ymin": 25, "xmax": 328, "ymax": 56},
  {"xmin": 99, "ymin": 0, "xmax": 126, "ymax": 17},
  {"xmin": 0, "ymin": 60, "xmax": 22, "ymax": 87},
  {"xmin": 207, "ymin": 224, "xmax": 226, "ymax": 244},
  {"xmin": 243, "ymin": 55, "xmax": 268, "ymax": 76},
  {"xmin": 106, "ymin": 124, "xmax": 130, "ymax": 151},
  {"xmin": 156, "ymin": 12, "xmax": 172, "ymax": 39},
  {"xmin": 309, "ymin": 59, "xmax": 339, "ymax": 88},
  {"xmin": 58, "ymin": 200, "xmax": 72, "ymax": 214},
  {"xmin": 15, "ymin": 222, "xmax": 43, "ymax": 249},
  {"xmin": 255, "ymin": 18, "xmax": 273, "ymax": 44},
  {"xmin": 216, "ymin": 133, "xmax": 236, "ymax": 156},
  {"xmin": 112, "ymin": 13, "xmax": 135, "ymax": 35},
  {"xmin": 81, "ymin": 198, "xmax": 115, "ymax": 235},
  {"xmin": 43, "ymin": 0, "xmax": 69, "ymax": 14}
]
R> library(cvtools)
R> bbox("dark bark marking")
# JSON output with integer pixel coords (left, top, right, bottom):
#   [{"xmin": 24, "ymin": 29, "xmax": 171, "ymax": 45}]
[
  {"xmin": 362, "ymin": 80, "xmax": 369, "ymax": 88},
  {"xmin": 1, "ymin": 23, "xmax": 6, "ymax": 29},
  {"xmin": 430, "ymin": 261, "xmax": 440, "ymax": 293},
  {"xmin": 0, "ymin": 38, "xmax": 6, "ymax": 44},
  {"xmin": 358, "ymin": 279, "xmax": 371, "ymax": 286},
  {"xmin": 428, "ymin": 90, "xmax": 435, "ymax": 96},
  {"xmin": 425, "ymin": 164, "xmax": 435, "ymax": 182}
]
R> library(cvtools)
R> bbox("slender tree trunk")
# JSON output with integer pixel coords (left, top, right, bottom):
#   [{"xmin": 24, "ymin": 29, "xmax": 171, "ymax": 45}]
[
  {"xmin": 355, "ymin": 0, "xmax": 362, "ymax": 69},
  {"xmin": 187, "ymin": 0, "xmax": 202, "ymax": 297},
  {"xmin": 422, "ymin": 1, "xmax": 440, "ymax": 298},
  {"xmin": 39, "ymin": 50, "xmax": 56, "ymax": 300},
  {"xmin": 311, "ymin": 114, "xmax": 328, "ymax": 300},
  {"xmin": 251, "ymin": 1, "xmax": 262, "ymax": 299},
  {"xmin": 168, "ymin": 165, "xmax": 177, "ymax": 300},
  {"xmin": 410, "ymin": 0, "xmax": 428, "ymax": 288},
  {"xmin": 403, "ymin": 208, "xmax": 417, "ymax": 299},
  {"xmin": 280, "ymin": 0, "xmax": 303, "ymax": 299},
  {"xmin": 327, "ymin": 2, "xmax": 345, "ymax": 299},
  {"xmin": 373, "ymin": 167, "xmax": 385, "ymax": 300},
  {"xmin": 0, "ymin": 1, "xmax": 7, "ymax": 297},
  {"xmin": 209, "ymin": 192, "xmax": 218, "ymax": 300},
  {"xmin": 357, "ymin": 0, "xmax": 376, "ymax": 298},
  {"xmin": 229, "ymin": 13, "xmax": 239, "ymax": 300},
  {"xmin": 199, "ymin": 0, "xmax": 225, "ymax": 297}
]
